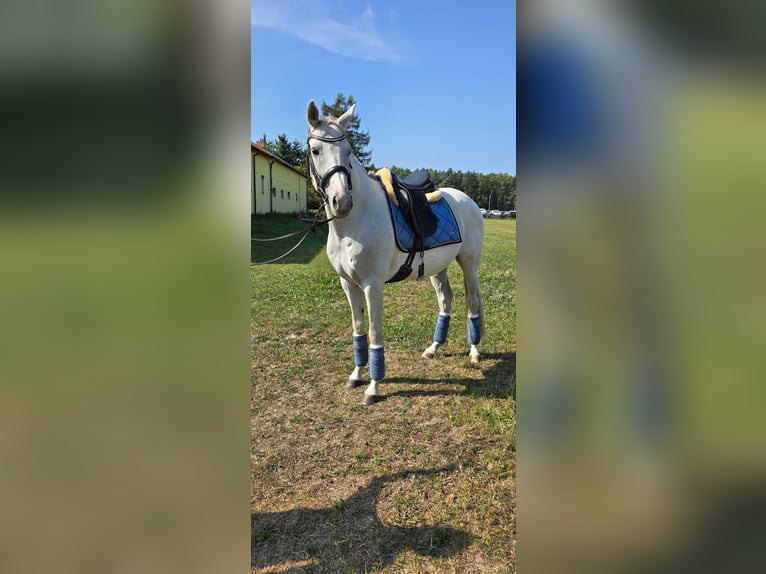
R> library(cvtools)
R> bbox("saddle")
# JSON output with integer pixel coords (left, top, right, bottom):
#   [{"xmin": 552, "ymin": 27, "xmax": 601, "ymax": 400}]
[
  {"xmin": 376, "ymin": 169, "xmax": 440, "ymax": 235},
  {"xmin": 375, "ymin": 168, "xmax": 441, "ymax": 282}
]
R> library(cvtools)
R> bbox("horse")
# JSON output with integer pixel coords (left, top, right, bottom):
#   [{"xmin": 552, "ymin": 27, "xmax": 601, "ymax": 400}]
[{"xmin": 305, "ymin": 100, "xmax": 484, "ymax": 405}]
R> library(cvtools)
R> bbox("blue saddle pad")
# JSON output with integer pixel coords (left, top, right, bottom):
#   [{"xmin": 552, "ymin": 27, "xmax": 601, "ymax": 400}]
[{"xmin": 387, "ymin": 196, "xmax": 462, "ymax": 252}]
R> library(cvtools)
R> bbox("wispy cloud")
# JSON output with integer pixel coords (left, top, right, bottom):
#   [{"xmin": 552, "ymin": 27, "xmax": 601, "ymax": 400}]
[{"xmin": 252, "ymin": 1, "xmax": 401, "ymax": 62}]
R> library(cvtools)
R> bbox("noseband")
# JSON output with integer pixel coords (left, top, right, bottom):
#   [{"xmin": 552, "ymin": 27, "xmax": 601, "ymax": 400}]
[{"xmin": 306, "ymin": 131, "xmax": 353, "ymax": 202}]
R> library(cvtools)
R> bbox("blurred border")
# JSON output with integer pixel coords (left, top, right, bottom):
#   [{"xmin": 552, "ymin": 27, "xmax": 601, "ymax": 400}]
[
  {"xmin": 518, "ymin": 1, "xmax": 766, "ymax": 572},
  {"xmin": 0, "ymin": 2, "xmax": 250, "ymax": 573}
]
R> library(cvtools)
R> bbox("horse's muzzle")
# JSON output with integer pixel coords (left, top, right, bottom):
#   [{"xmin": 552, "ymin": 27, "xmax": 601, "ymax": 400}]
[{"xmin": 332, "ymin": 192, "xmax": 353, "ymax": 218}]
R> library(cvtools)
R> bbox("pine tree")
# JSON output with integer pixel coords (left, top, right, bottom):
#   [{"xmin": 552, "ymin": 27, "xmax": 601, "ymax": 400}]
[{"xmin": 273, "ymin": 133, "xmax": 305, "ymax": 167}]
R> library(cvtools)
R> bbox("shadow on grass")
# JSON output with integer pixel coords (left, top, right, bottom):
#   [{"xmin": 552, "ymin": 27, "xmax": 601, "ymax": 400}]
[
  {"xmin": 383, "ymin": 351, "xmax": 516, "ymax": 401},
  {"xmin": 251, "ymin": 466, "xmax": 470, "ymax": 573}
]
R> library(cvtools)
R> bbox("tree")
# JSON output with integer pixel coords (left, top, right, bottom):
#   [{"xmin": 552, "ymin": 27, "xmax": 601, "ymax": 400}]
[
  {"xmin": 506, "ymin": 174, "xmax": 517, "ymax": 210},
  {"xmin": 272, "ymin": 133, "xmax": 305, "ymax": 167},
  {"xmin": 258, "ymin": 133, "xmax": 306, "ymax": 169},
  {"xmin": 461, "ymin": 171, "xmax": 480, "ymax": 205},
  {"xmin": 321, "ymin": 93, "xmax": 373, "ymax": 167},
  {"xmin": 389, "ymin": 165, "xmax": 411, "ymax": 179},
  {"xmin": 438, "ymin": 168, "xmax": 461, "ymax": 189}
]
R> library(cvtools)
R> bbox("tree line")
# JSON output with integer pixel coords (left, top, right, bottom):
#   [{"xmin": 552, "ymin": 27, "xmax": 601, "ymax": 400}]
[
  {"xmin": 388, "ymin": 166, "xmax": 516, "ymax": 212},
  {"xmin": 255, "ymin": 93, "xmax": 515, "ymax": 211}
]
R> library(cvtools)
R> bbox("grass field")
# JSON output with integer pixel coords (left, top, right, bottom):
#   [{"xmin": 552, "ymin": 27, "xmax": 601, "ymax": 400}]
[{"xmin": 251, "ymin": 214, "xmax": 516, "ymax": 573}]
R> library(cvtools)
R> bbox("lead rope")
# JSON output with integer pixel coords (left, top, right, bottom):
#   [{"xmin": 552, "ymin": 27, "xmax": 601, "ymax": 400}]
[
  {"xmin": 251, "ymin": 206, "xmax": 333, "ymax": 265},
  {"xmin": 253, "ymin": 129, "xmax": 348, "ymax": 265}
]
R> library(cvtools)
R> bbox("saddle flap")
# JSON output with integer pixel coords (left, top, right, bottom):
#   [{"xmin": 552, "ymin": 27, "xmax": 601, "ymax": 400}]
[{"xmin": 407, "ymin": 188, "xmax": 438, "ymax": 238}]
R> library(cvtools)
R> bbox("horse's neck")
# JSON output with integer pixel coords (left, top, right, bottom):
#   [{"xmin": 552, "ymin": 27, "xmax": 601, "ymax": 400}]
[
  {"xmin": 328, "ymin": 157, "xmax": 382, "ymax": 236},
  {"xmin": 349, "ymin": 154, "xmax": 369, "ymax": 193}
]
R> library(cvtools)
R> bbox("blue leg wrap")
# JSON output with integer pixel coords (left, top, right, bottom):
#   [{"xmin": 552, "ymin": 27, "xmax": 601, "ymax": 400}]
[
  {"xmin": 369, "ymin": 345, "xmax": 385, "ymax": 380},
  {"xmin": 353, "ymin": 333, "xmax": 368, "ymax": 367},
  {"xmin": 469, "ymin": 314, "xmax": 481, "ymax": 345},
  {"xmin": 433, "ymin": 313, "xmax": 451, "ymax": 344}
]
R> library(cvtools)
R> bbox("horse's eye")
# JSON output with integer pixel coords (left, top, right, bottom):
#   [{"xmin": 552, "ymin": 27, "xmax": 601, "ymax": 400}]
[{"xmin": 311, "ymin": 148, "xmax": 320, "ymax": 156}]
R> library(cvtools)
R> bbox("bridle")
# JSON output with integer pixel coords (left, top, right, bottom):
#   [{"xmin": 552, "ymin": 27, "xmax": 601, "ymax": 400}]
[
  {"xmin": 252, "ymin": 129, "xmax": 352, "ymax": 266},
  {"xmin": 306, "ymin": 130, "xmax": 353, "ymax": 203},
  {"xmin": 251, "ymin": 126, "xmax": 355, "ymax": 266}
]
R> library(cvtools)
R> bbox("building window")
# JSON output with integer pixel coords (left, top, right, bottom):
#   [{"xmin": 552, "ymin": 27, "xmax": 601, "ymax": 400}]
[
  {"xmin": 280, "ymin": 189, "xmax": 284, "ymax": 199},
  {"xmin": 261, "ymin": 175, "xmax": 265, "ymax": 194},
  {"xmin": 272, "ymin": 187, "xmax": 276, "ymax": 197},
  {"xmin": 288, "ymin": 191, "xmax": 291, "ymax": 200}
]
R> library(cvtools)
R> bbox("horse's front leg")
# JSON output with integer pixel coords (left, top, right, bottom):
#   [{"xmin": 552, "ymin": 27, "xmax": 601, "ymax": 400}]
[
  {"xmin": 340, "ymin": 278, "xmax": 368, "ymax": 388},
  {"xmin": 362, "ymin": 279, "xmax": 385, "ymax": 405}
]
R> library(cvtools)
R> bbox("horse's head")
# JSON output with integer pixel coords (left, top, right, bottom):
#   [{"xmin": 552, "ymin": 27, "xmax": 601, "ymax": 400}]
[{"xmin": 306, "ymin": 100, "xmax": 356, "ymax": 219}]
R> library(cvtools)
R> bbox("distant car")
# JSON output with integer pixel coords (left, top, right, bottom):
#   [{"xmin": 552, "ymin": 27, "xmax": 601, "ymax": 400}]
[
  {"xmin": 479, "ymin": 208, "xmax": 487, "ymax": 216},
  {"xmin": 490, "ymin": 210, "xmax": 503, "ymax": 217},
  {"xmin": 501, "ymin": 210, "xmax": 517, "ymax": 218}
]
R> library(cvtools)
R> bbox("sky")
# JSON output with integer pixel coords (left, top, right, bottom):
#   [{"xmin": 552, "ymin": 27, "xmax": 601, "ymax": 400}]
[{"xmin": 251, "ymin": 0, "xmax": 516, "ymax": 175}]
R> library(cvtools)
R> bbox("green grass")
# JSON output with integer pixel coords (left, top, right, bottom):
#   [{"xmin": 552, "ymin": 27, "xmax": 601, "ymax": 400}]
[
  {"xmin": 251, "ymin": 213, "xmax": 329, "ymax": 265},
  {"xmin": 251, "ymin": 215, "xmax": 515, "ymax": 573}
]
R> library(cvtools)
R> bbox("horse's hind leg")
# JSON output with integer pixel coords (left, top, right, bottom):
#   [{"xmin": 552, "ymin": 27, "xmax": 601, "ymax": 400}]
[
  {"xmin": 458, "ymin": 256, "xmax": 483, "ymax": 364},
  {"xmin": 362, "ymin": 279, "xmax": 385, "ymax": 405},
  {"xmin": 341, "ymin": 278, "xmax": 368, "ymax": 388},
  {"xmin": 422, "ymin": 269, "xmax": 453, "ymax": 359}
]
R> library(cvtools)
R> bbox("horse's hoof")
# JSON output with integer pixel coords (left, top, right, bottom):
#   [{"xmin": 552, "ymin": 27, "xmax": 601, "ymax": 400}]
[
  {"xmin": 422, "ymin": 350, "xmax": 434, "ymax": 359},
  {"xmin": 470, "ymin": 354, "xmax": 480, "ymax": 364},
  {"xmin": 347, "ymin": 378, "xmax": 365, "ymax": 388},
  {"xmin": 362, "ymin": 394, "xmax": 378, "ymax": 406}
]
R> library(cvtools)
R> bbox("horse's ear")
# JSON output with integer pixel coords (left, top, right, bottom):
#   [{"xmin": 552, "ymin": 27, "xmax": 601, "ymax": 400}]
[
  {"xmin": 307, "ymin": 100, "xmax": 320, "ymax": 128},
  {"xmin": 337, "ymin": 103, "xmax": 356, "ymax": 131}
]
